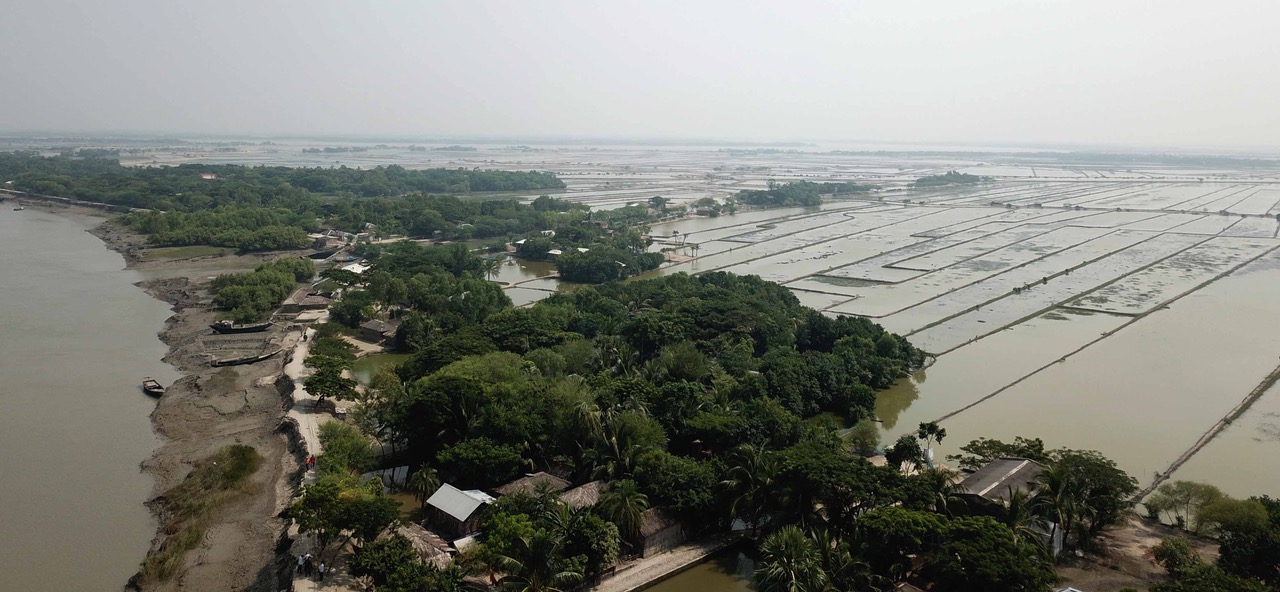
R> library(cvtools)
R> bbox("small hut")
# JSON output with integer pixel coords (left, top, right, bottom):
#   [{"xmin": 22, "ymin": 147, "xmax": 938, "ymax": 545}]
[
  {"xmin": 494, "ymin": 472, "xmax": 570, "ymax": 497},
  {"xmin": 376, "ymin": 523, "xmax": 453, "ymax": 570},
  {"xmin": 638, "ymin": 508, "xmax": 683, "ymax": 557},
  {"xmin": 425, "ymin": 483, "xmax": 495, "ymax": 539},
  {"xmin": 559, "ymin": 480, "xmax": 609, "ymax": 510}
]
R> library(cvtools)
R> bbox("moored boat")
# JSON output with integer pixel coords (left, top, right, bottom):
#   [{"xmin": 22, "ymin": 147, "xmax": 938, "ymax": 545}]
[
  {"xmin": 209, "ymin": 319, "xmax": 272, "ymax": 334},
  {"xmin": 141, "ymin": 377, "xmax": 165, "ymax": 397},
  {"xmin": 209, "ymin": 348, "xmax": 283, "ymax": 367}
]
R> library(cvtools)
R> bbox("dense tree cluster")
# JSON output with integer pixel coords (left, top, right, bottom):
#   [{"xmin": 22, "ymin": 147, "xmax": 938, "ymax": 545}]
[
  {"xmin": 294, "ymin": 239, "xmax": 1156, "ymax": 591},
  {"xmin": 512, "ymin": 222, "xmax": 665, "ymax": 283},
  {"xmin": 209, "ymin": 257, "xmax": 314, "ymax": 322},
  {"xmin": 0, "ymin": 152, "xmax": 563, "ymax": 210},
  {"xmin": 734, "ymin": 180, "xmax": 875, "ymax": 208},
  {"xmin": 124, "ymin": 207, "xmax": 313, "ymax": 250},
  {"xmin": 912, "ymin": 170, "xmax": 992, "ymax": 188}
]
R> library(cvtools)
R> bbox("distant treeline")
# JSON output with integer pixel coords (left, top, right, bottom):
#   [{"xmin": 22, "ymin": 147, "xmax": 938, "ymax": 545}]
[
  {"xmin": 912, "ymin": 170, "xmax": 991, "ymax": 188},
  {"xmin": 118, "ymin": 192, "xmax": 671, "ymax": 253},
  {"xmin": 0, "ymin": 152, "xmax": 565, "ymax": 211},
  {"xmin": 735, "ymin": 180, "xmax": 875, "ymax": 207},
  {"xmin": 827, "ymin": 150, "xmax": 1280, "ymax": 169}
]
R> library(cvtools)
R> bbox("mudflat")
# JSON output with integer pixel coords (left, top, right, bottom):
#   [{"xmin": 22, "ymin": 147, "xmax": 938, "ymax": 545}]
[{"xmin": 90, "ymin": 219, "xmax": 306, "ymax": 592}]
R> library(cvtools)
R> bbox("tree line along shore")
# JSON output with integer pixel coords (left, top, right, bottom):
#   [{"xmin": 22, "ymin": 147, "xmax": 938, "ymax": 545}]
[{"xmin": 8, "ymin": 150, "xmax": 1274, "ymax": 591}]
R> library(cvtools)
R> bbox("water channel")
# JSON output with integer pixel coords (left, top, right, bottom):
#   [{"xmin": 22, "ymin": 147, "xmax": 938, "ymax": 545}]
[
  {"xmin": 0, "ymin": 208, "xmax": 177, "ymax": 590},
  {"xmin": 640, "ymin": 548, "xmax": 755, "ymax": 592}
]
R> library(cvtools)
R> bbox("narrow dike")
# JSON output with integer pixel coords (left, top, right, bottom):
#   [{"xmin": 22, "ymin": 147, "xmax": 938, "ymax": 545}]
[{"xmin": 1131, "ymin": 362, "xmax": 1280, "ymax": 502}]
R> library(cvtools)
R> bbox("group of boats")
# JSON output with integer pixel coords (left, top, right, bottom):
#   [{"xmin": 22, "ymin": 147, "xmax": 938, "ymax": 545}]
[{"xmin": 139, "ymin": 320, "xmax": 278, "ymax": 396}]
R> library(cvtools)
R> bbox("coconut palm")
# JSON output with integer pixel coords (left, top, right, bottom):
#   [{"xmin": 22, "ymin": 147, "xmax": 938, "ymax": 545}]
[
  {"xmin": 482, "ymin": 257, "xmax": 503, "ymax": 281},
  {"xmin": 916, "ymin": 467, "xmax": 967, "ymax": 516},
  {"xmin": 754, "ymin": 526, "xmax": 828, "ymax": 592},
  {"xmin": 1032, "ymin": 463, "xmax": 1079, "ymax": 550},
  {"xmin": 1003, "ymin": 487, "xmax": 1050, "ymax": 555},
  {"xmin": 494, "ymin": 530, "xmax": 584, "ymax": 592},
  {"xmin": 809, "ymin": 528, "xmax": 885, "ymax": 592},
  {"xmin": 719, "ymin": 444, "xmax": 780, "ymax": 531},
  {"xmin": 407, "ymin": 465, "xmax": 441, "ymax": 513},
  {"xmin": 597, "ymin": 479, "xmax": 649, "ymax": 546}
]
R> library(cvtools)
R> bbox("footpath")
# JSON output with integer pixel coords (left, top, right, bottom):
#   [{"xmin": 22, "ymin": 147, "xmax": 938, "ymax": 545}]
[{"xmin": 283, "ymin": 315, "xmax": 363, "ymax": 592}]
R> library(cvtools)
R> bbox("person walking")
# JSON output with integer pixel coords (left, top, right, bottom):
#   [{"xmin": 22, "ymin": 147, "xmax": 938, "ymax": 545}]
[
  {"xmin": 303, "ymin": 554, "xmax": 313, "ymax": 577},
  {"xmin": 318, "ymin": 562, "xmax": 327, "ymax": 581},
  {"xmin": 296, "ymin": 553, "xmax": 305, "ymax": 576}
]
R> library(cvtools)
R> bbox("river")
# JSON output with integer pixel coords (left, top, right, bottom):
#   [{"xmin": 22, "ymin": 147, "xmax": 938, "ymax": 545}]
[{"xmin": 0, "ymin": 208, "xmax": 177, "ymax": 590}]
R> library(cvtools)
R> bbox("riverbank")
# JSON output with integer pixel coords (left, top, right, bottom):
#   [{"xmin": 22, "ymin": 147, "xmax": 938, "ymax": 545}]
[{"xmin": 80, "ymin": 215, "xmax": 305, "ymax": 591}]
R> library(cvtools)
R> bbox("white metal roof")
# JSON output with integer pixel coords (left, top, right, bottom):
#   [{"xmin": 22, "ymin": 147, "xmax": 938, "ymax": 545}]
[{"xmin": 426, "ymin": 483, "xmax": 493, "ymax": 522}]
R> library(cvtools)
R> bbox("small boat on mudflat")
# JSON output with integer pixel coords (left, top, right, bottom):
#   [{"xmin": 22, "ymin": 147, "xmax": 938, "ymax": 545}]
[
  {"xmin": 210, "ymin": 319, "xmax": 272, "ymax": 334},
  {"xmin": 209, "ymin": 348, "xmax": 283, "ymax": 367},
  {"xmin": 141, "ymin": 377, "xmax": 165, "ymax": 397}
]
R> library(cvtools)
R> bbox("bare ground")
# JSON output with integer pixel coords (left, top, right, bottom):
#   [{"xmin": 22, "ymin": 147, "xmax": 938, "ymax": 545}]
[
  {"xmin": 84, "ymin": 219, "xmax": 308, "ymax": 592},
  {"xmin": 1055, "ymin": 515, "xmax": 1219, "ymax": 591}
]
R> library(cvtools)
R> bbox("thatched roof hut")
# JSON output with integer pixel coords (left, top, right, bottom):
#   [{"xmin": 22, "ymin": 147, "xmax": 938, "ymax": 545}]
[
  {"xmin": 558, "ymin": 480, "xmax": 609, "ymax": 510},
  {"xmin": 376, "ymin": 522, "xmax": 453, "ymax": 570},
  {"xmin": 494, "ymin": 472, "xmax": 571, "ymax": 497}
]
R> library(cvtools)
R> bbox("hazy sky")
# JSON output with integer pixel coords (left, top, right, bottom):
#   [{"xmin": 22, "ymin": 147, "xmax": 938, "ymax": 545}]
[{"xmin": 3, "ymin": 1, "xmax": 1278, "ymax": 148}]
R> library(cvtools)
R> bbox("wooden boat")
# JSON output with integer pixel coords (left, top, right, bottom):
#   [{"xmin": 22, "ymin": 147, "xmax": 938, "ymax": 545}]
[
  {"xmin": 141, "ymin": 377, "xmax": 165, "ymax": 397},
  {"xmin": 210, "ymin": 348, "xmax": 283, "ymax": 367},
  {"xmin": 210, "ymin": 319, "xmax": 272, "ymax": 334}
]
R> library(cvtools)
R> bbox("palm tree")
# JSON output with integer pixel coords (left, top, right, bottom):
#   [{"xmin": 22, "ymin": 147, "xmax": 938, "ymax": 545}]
[
  {"xmin": 719, "ymin": 444, "xmax": 780, "ymax": 531},
  {"xmin": 482, "ymin": 257, "xmax": 503, "ymax": 281},
  {"xmin": 586, "ymin": 410, "xmax": 654, "ymax": 481},
  {"xmin": 1004, "ymin": 486, "xmax": 1049, "ymax": 555},
  {"xmin": 545, "ymin": 504, "xmax": 588, "ymax": 544},
  {"xmin": 598, "ymin": 479, "xmax": 649, "ymax": 547},
  {"xmin": 917, "ymin": 467, "xmax": 967, "ymax": 516},
  {"xmin": 754, "ymin": 526, "xmax": 828, "ymax": 592},
  {"xmin": 809, "ymin": 529, "xmax": 884, "ymax": 592},
  {"xmin": 494, "ymin": 531, "xmax": 585, "ymax": 592},
  {"xmin": 1032, "ymin": 463, "xmax": 1079, "ymax": 551},
  {"xmin": 407, "ymin": 465, "xmax": 441, "ymax": 513}
]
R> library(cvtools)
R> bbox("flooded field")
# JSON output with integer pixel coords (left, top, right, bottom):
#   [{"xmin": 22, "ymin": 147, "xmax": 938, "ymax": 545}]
[{"xmin": 37, "ymin": 138, "xmax": 1280, "ymax": 500}]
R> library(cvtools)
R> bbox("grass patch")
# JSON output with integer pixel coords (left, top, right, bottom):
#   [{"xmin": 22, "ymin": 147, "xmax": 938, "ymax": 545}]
[
  {"xmin": 140, "ymin": 245, "xmax": 232, "ymax": 260},
  {"xmin": 136, "ymin": 444, "xmax": 263, "ymax": 583}
]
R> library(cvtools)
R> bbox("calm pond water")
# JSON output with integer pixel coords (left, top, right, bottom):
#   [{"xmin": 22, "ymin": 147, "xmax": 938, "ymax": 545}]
[
  {"xmin": 352, "ymin": 352, "xmax": 412, "ymax": 385},
  {"xmin": 641, "ymin": 548, "xmax": 755, "ymax": 592},
  {"xmin": 0, "ymin": 208, "xmax": 177, "ymax": 590}
]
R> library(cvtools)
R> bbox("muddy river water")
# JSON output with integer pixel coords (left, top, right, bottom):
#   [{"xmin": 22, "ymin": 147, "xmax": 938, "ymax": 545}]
[{"xmin": 0, "ymin": 208, "xmax": 177, "ymax": 590}]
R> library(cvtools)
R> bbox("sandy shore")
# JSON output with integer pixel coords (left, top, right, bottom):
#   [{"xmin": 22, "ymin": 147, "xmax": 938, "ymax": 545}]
[{"xmin": 80, "ymin": 216, "xmax": 308, "ymax": 592}]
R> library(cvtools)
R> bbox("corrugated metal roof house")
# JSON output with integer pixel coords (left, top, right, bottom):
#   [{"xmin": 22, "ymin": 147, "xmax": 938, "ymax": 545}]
[
  {"xmin": 958, "ymin": 457, "xmax": 1046, "ymax": 506},
  {"xmin": 425, "ymin": 483, "xmax": 495, "ymax": 538}
]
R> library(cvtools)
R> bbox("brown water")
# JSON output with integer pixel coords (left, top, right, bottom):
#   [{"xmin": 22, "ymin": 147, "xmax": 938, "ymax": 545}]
[
  {"xmin": 640, "ymin": 548, "xmax": 755, "ymax": 592},
  {"xmin": 0, "ymin": 208, "xmax": 177, "ymax": 590}
]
